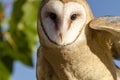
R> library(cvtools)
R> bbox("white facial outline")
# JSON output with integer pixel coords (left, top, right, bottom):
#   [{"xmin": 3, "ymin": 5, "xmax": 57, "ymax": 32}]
[{"xmin": 40, "ymin": 1, "xmax": 86, "ymax": 45}]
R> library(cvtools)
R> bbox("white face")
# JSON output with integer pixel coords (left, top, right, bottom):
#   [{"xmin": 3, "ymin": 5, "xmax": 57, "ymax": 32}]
[{"xmin": 40, "ymin": 1, "xmax": 86, "ymax": 45}]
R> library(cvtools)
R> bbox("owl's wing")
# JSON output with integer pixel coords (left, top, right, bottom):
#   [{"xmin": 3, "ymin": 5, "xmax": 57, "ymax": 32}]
[{"xmin": 89, "ymin": 16, "xmax": 120, "ymax": 60}]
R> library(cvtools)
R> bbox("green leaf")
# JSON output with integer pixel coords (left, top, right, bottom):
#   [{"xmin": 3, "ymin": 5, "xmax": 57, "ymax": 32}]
[
  {"xmin": 0, "ymin": 60, "xmax": 11, "ymax": 80},
  {"xmin": 9, "ymin": 0, "xmax": 36, "ymax": 66},
  {"xmin": 0, "ymin": 0, "xmax": 41, "ymax": 79}
]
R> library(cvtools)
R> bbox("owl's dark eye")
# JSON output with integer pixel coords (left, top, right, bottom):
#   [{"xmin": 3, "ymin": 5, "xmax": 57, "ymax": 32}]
[
  {"xmin": 71, "ymin": 14, "xmax": 78, "ymax": 21},
  {"xmin": 49, "ymin": 13, "xmax": 57, "ymax": 21}
]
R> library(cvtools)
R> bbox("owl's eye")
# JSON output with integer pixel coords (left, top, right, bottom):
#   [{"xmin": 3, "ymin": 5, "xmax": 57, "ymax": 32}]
[
  {"xmin": 49, "ymin": 13, "xmax": 57, "ymax": 21},
  {"xmin": 71, "ymin": 14, "xmax": 78, "ymax": 21}
]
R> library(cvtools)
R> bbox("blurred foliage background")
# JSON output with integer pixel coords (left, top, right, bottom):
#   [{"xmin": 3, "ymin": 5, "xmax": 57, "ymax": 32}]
[{"xmin": 0, "ymin": 0, "xmax": 40, "ymax": 80}]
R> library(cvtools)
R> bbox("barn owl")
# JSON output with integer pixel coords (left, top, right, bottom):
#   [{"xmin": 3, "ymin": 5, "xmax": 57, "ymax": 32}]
[{"xmin": 37, "ymin": 0, "xmax": 120, "ymax": 80}]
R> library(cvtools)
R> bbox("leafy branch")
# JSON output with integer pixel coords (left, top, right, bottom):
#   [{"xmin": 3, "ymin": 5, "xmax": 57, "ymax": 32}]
[{"xmin": 0, "ymin": 0, "xmax": 40, "ymax": 80}]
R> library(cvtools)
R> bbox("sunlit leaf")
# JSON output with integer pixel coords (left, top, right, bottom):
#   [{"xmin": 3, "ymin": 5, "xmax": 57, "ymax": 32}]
[{"xmin": 4, "ymin": 32, "xmax": 17, "ymax": 49}]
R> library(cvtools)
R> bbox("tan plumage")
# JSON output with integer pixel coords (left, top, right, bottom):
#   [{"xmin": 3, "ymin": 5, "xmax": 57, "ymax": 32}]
[
  {"xmin": 89, "ymin": 16, "xmax": 120, "ymax": 80},
  {"xmin": 37, "ymin": 0, "xmax": 120, "ymax": 80}
]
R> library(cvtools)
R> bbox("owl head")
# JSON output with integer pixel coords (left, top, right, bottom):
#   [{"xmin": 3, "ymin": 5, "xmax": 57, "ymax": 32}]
[{"xmin": 38, "ymin": 0, "xmax": 93, "ymax": 47}]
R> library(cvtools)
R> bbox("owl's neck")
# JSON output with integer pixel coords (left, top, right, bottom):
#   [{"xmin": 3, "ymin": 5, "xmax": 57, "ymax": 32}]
[{"xmin": 41, "ymin": 27, "xmax": 116, "ymax": 80}]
